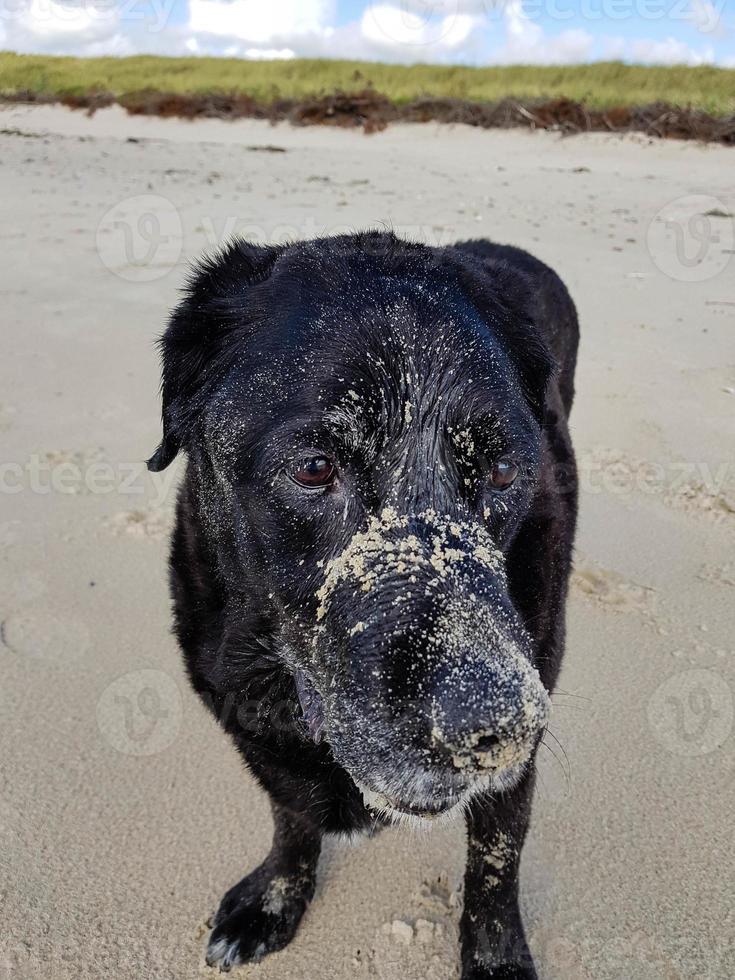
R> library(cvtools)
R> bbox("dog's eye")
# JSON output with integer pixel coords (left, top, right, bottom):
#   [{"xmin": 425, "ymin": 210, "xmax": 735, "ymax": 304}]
[
  {"xmin": 291, "ymin": 456, "xmax": 336, "ymax": 489},
  {"xmin": 488, "ymin": 458, "xmax": 518, "ymax": 491}
]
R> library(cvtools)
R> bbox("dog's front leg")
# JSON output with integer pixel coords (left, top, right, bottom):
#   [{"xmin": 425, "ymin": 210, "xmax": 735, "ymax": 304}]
[
  {"xmin": 206, "ymin": 802, "xmax": 321, "ymax": 971},
  {"xmin": 460, "ymin": 772, "xmax": 537, "ymax": 980}
]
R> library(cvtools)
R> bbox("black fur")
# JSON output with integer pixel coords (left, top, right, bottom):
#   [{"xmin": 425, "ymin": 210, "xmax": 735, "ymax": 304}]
[{"xmin": 149, "ymin": 231, "xmax": 578, "ymax": 977}]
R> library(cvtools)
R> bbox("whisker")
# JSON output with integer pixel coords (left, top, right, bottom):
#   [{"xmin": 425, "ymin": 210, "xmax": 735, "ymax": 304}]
[
  {"xmin": 539, "ymin": 737, "xmax": 571, "ymax": 795},
  {"xmin": 533, "ymin": 758, "xmax": 549, "ymax": 802},
  {"xmin": 544, "ymin": 727, "xmax": 572, "ymax": 782}
]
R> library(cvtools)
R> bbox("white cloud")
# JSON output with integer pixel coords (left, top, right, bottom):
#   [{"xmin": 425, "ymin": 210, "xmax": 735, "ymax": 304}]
[
  {"xmin": 360, "ymin": 4, "xmax": 479, "ymax": 53},
  {"xmin": 6, "ymin": 0, "xmax": 122, "ymax": 50},
  {"xmin": 600, "ymin": 34, "xmax": 626, "ymax": 60},
  {"xmin": 244, "ymin": 46, "xmax": 296, "ymax": 59},
  {"xmin": 187, "ymin": 0, "xmax": 334, "ymax": 43},
  {"xmin": 629, "ymin": 35, "xmax": 715, "ymax": 65},
  {"xmin": 489, "ymin": 0, "xmax": 594, "ymax": 64},
  {"xmin": 503, "ymin": 0, "xmax": 541, "ymax": 47}
]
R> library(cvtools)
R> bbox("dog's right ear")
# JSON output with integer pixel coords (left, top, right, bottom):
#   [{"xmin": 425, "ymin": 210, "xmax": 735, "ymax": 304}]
[{"xmin": 147, "ymin": 240, "xmax": 282, "ymax": 472}]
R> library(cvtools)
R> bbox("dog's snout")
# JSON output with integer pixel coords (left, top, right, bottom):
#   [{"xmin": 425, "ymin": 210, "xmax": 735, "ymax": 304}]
[
  {"xmin": 315, "ymin": 506, "xmax": 551, "ymax": 780},
  {"xmin": 430, "ymin": 656, "xmax": 550, "ymax": 772}
]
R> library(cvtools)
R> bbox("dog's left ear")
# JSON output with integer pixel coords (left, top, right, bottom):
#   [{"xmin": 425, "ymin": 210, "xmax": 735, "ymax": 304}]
[{"xmin": 147, "ymin": 240, "xmax": 282, "ymax": 471}]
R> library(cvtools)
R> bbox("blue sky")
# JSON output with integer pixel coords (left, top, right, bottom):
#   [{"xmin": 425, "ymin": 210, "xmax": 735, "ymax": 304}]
[{"xmin": 2, "ymin": 0, "xmax": 733, "ymax": 66}]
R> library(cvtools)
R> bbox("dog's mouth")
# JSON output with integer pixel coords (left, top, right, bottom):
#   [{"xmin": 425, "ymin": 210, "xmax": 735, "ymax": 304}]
[
  {"xmin": 294, "ymin": 668, "xmax": 326, "ymax": 744},
  {"xmin": 294, "ymin": 670, "xmax": 466, "ymax": 818},
  {"xmin": 355, "ymin": 781, "xmax": 469, "ymax": 820}
]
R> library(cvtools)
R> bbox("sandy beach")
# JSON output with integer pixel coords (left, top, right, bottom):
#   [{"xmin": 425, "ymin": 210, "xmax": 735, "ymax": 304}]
[{"xmin": 1, "ymin": 104, "xmax": 734, "ymax": 980}]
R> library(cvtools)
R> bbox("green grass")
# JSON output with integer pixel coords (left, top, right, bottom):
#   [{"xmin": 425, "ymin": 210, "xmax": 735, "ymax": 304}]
[{"xmin": 1, "ymin": 52, "xmax": 734, "ymax": 115}]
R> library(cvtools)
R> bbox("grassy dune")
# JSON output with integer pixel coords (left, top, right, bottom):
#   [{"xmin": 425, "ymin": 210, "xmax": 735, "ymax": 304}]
[{"xmin": 1, "ymin": 52, "xmax": 734, "ymax": 115}]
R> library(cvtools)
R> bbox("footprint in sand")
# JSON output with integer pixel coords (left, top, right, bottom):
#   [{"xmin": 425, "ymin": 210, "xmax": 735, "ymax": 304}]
[
  {"xmin": 105, "ymin": 507, "xmax": 172, "ymax": 540},
  {"xmin": 572, "ymin": 562, "xmax": 655, "ymax": 615},
  {"xmin": 416, "ymin": 873, "xmax": 461, "ymax": 915},
  {"xmin": 665, "ymin": 478, "xmax": 735, "ymax": 522},
  {"xmin": 1, "ymin": 610, "xmax": 89, "ymax": 662},
  {"xmin": 698, "ymin": 562, "xmax": 735, "ymax": 588},
  {"xmin": 369, "ymin": 912, "xmax": 455, "ymax": 979}
]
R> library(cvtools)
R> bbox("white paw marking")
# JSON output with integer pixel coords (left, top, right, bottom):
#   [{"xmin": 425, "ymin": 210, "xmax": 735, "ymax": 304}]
[{"xmin": 206, "ymin": 936, "xmax": 241, "ymax": 972}]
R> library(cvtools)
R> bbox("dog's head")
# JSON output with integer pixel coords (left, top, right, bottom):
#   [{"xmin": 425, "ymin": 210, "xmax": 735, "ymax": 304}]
[{"xmin": 150, "ymin": 232, "xmax": 553, "ymax": 822}]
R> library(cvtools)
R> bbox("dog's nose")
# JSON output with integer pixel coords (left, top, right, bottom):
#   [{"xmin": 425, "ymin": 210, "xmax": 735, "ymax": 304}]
[
  {"xmin": 473, "ymin": 733, "xmax": 501, "ymax": 754},
  {"xmin": 430, "ymin": 656, "xmax": 549, "ymax": 772}
]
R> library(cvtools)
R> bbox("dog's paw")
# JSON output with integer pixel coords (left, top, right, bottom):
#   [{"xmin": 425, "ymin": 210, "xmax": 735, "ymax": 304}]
[{"xmin": 205, "ymin": 869, "xmax": 313, "ymax": 971}]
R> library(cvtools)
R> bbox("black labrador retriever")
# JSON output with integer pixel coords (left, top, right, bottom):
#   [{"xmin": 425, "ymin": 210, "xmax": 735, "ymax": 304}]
[{"xmin": 148, "ymin": 231, "xmax": 578, "ymax": 978}]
